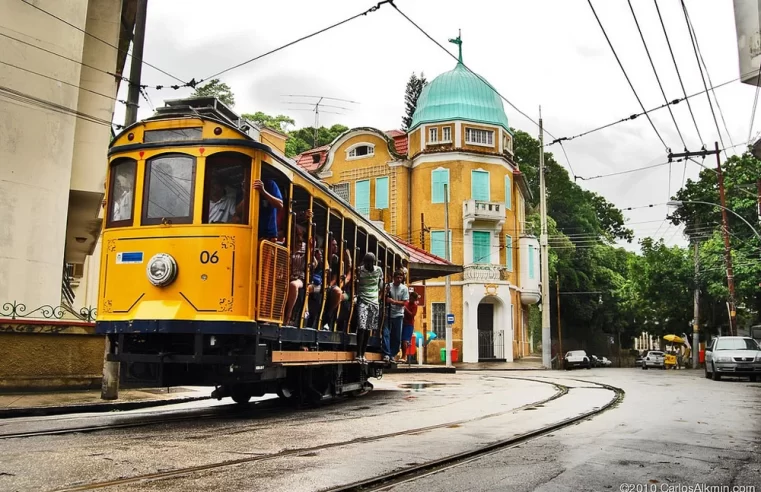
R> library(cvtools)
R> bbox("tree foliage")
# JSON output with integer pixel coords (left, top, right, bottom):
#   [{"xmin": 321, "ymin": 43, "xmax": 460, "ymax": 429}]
[
  {"xmin": 401, "ymin": 72, "xmax": 427, "ymax": 131},
  {"xmin": 286, "ymin": 124, "xmax": 350, "ymax": 157},
  {"xmin": 241, "ymin": 112, "xmax": 295, "ymax": 133},
  {"xmin": 190, "ymin": 78, "xmax": 235, "ymax": 107}
]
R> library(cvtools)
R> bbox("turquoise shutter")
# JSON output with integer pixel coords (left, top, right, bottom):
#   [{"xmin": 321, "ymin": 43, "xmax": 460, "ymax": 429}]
[
  {"xmin": 471, "ymin": 170, "xmax": 490, "ymax": 201},
  {"xmin": 375, "ymin": 177, "xmax": 389, "ymax": 210},
  {"xmin": 472, "ymin": 231, "xmax": 491, "ymax": 264},
  {"xmin": 355, "ymin": 180, "xmax": 370, "ymax": 216},
  {"xmin": 505, "ymin": 175, "xmax": 512, "ymax": 209},
  {"xmin": 430, "ymin": 231, "xmax": 452, "ymax": 259},
  {"xmin": 431, "ymin": 169, "xmax": 449, "ymax": 203},
  {"xmin": 505, "ymin": 235, "xmax": 513, "ymax": 271},
  {"xmin": 528, "ymin": 244, "xmax": 535, "ymax": 279}
]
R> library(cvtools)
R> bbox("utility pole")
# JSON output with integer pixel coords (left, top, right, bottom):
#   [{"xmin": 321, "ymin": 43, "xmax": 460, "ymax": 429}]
[
  {"xmin": 444, "ymin": 185, "xmax": 453, "ymax": 367},
  {"xmin": 692, "ymin": 240, "xmax": 700, "ymax": 369},
  {"xmin": 714, "ymin": 142, "xmax": 737, "ymax": 336},
  {"xmin": 420, "ymin": 213, "xmax": 428, "ymax": 364},
  {"xmin": 124, "ymin": 0, "xmax": 148, "ymax": 127},
  {"xmin": 556, "ymin": 275, "xmax": 562, "ymax": 361},
  {"xmin": 668, "ymin": 144, "xmax": 736, "ymax": 336},
  {"xmin": 539, "ymin": 111, "xmax": 551, "ymax": 369},
  {"xmin": 313, "ymin": 97, "xmax": 323, "ymax": 148}
]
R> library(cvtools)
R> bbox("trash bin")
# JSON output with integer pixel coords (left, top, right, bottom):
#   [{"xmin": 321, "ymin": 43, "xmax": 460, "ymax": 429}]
[
  {"xmin": 699, "ymin": 350, "xmax": 705, "ymax": 363},
  {"xmin": 451, "ymin": 348, "xmax": 459, "ymax": 362},
  {"xmin": 408, "ymin": 335, "xmax": 417, "ymax": 356},
  {"xmin": 440, "ymin": 348, "xmax": 446, "ymax": 362}
]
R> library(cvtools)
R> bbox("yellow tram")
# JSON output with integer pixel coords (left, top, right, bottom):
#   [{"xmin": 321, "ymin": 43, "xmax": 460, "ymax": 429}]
[{"xmin": 96, "ymin": 97, "xmax": 410, "ymax": 403}]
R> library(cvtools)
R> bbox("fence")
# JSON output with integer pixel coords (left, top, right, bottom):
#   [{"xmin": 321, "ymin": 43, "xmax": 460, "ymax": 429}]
[{"xmin": 478, "ymin": 329, "xmax": 504, "ymax": 360}]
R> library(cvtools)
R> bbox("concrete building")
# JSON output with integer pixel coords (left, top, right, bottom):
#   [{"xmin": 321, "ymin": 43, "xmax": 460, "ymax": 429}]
[
  {"xmin": 294, "ymin": 48, "xmax": 540, "ymax": 363},
  {"xmin": 0, "ymin": 0, "xmax": 137, "ymax": 389}
]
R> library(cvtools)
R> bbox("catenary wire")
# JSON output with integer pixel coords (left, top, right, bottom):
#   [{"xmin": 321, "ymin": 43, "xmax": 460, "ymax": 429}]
[
  {"xmin": 680, "ymin": 0, "xmax": 727, "ymax": 157},
  {"xmin": 0, "ymin": 84, "xmax": 120, "ymax": 128},
  {"xmin": 576, "ymin": 159, "xmax": 683, "ymax": 181},
  {"xmin": 200, "ymin": 1, "xmax": 392, "ymax": 82},
  {"xmin": 652, "ymin": 0, "xmax": 703, "ymax": 147},
  {"xmin": 627, "ymin": 0, "xmax": 687, "ymax": 150},
  {"xmin": 19, "ymin": 0, "xmax": 189, "ymax": 87},
  {"xmin": 587, "ymin": 0, "xmax": 668, "ymax": 150},
  {"xmin": 0, "ymin": 59, "xmax": 124, "ymax": 103}
]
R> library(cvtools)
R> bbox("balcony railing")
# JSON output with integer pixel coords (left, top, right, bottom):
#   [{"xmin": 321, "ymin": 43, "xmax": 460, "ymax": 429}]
[
  {"xmin": 462, "ymin": 200, "xmax": 506, "ymax": 222},
  {"xmin": 463, "ymin": 264, "xmax": 510, "ymax": 282}
]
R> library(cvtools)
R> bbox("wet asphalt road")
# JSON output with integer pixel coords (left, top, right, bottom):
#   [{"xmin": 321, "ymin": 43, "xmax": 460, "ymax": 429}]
[{"xmin": 0, "ymin": 368, "xmax": 758, "ymax": 491}]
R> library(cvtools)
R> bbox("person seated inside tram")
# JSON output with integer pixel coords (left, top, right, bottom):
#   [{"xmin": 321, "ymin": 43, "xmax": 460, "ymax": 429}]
[
  {"xmin": 254, "ymin": 178, "xmax": 283, "ymax": 241},
  {"xmin": 208, "ymin": 176, "xmax": 244, "ymax": 224},
  {"xmin": 112, "ymin": 174, "xmax": 133, "ymax": 221},
  {"xmin": 282, "ymin": 211, "xmax": 313, "ymax": 325},
  {"xmin": 321, "ymin": 237, "xmax": 352, "ymax": 330}
]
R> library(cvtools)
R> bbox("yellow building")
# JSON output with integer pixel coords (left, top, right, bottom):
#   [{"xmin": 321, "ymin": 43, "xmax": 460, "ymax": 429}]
[{"xmin": 295, "ymin": 52, "xmax": 540, "ymax": 363}]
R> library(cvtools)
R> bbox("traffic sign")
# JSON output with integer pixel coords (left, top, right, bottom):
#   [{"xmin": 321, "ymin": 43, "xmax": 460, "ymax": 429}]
[{"xmin": 446, "ymin": 313, "xmax": 455, "ymax": 325}]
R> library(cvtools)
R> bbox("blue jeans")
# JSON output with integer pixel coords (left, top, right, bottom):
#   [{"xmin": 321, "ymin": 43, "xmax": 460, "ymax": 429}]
[{"xmin": 384, "ymin": 316, "xmax": 403, "ymax": 358}]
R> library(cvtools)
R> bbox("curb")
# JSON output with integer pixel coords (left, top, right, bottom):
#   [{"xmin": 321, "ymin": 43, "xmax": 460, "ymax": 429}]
[
  {"xmin": 457, "ymin": 367, "xmax": 547, "ymax": 371},
  {"xmin": 385, "ymin": 366, "xmax": 457, "ymax": 374},
  {"xmin": 0, "ymin": 395, "xmax": 211, "ymax": 419}
]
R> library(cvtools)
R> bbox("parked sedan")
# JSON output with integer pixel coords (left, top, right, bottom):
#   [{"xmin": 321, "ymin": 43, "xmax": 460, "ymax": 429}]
[
  {"xmin": 564, "ymin": 350, "xmax": 591, "ymax": 370},
  {"xmin": 704, "ymin": 336, "xmax": 761, "ymax": 382},
  {"xmin": 641, "ymin": 350, "xmax": 665, "ymax": 369},
  {"xmin": 600, "ymin": 356, "xmax": 612, "ymax": 367},
  {"xmin": 590, "ymin": 355, "xmax": 602, "ymax": 368}
]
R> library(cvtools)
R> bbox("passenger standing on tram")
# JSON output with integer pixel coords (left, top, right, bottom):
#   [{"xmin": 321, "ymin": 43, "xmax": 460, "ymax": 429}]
[
  {"xmin": 283, "ymin": 211, "xmax": 312, "ymax": 325},
  {"xmin": 383, "ymin": 270, "xmax": 409, "ymax": 363},
  {"xmin": 254, "ymin": 178, "xmax": 283, "ymax": 242},
  {"xmin": 355, "ymin": 253, "xmax": 383, "ymax": 363}
]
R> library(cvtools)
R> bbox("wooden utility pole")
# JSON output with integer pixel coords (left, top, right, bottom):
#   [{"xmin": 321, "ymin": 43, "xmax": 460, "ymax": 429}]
[
  {"xmin": 714, "ymin": 142, "xmax": 737, "ymax": 336},
  {"xmin": 692, "ymin": 240, "xmax": 700, "ymax": 369},
  {"xmin": 124, "ymin": 0, "xmax": 148, "ymax": 127},
  {"xmin": 556, "ymin": 275, "xmax": 562, "ymax": 361}
]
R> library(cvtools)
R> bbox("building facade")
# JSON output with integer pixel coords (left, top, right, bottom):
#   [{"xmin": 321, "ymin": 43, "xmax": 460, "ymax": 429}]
[
  {"xmin": 295, "ymin": 57, "xmax": 540, "ymax": 363},
  {"xmin": 0, "ymin": 0, "xmax": 137, "ymax": 389}
]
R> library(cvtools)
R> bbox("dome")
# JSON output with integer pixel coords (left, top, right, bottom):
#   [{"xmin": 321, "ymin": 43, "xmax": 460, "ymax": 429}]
[{"xmin": 410, "ymin": 62, "xmax": 510, "ymax": 133}]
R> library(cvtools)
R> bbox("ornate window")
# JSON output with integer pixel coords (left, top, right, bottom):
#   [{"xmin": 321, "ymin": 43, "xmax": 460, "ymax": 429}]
[
  {"xmin": 465, "ymin": 128, "xmax": 494, "ymax": 146},
  {"xmin": 332, "ymin": 182, "xmax": 350, "ymax": 202}
]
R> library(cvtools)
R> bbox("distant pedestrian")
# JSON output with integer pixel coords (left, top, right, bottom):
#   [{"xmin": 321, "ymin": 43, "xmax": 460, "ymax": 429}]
[
  {"xmin": 401, "ymin": 291, "xmax": 419, "ymax": 362},
  {"xmin": 383, "ymin": 269, "xmax": 409, "ymax": 363},
  {"xmin": 355, "ymin": 253, "xmax": 383, "ymax": 363}
]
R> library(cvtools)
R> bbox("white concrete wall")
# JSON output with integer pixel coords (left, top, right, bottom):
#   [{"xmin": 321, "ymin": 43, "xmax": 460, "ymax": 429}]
[{"xmin": 0, "ymin": 0, "xmax": 87, "ymax": 308}]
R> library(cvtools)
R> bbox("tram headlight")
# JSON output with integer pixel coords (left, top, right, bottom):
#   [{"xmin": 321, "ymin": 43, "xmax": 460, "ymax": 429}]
[{"xmin": 146, "ymin": 253, "xmax": 178, "ymax": 287}]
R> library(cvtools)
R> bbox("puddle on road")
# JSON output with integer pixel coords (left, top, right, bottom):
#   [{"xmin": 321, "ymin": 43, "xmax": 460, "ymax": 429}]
[{"xmin": 398, "ymin": 382, "xmax": 459, "ymax": 391}]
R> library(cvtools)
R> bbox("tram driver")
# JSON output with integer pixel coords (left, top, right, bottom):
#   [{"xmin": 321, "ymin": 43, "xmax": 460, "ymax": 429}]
[{"xmin": 207, "ymin": 177, "xmax": 242, "ymax": 224}]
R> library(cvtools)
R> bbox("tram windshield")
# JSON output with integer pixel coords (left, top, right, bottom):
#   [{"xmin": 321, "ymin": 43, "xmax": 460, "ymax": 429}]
[
  {"xmin": 107, "ymin": 158, "xmax": 136, "ymax": 226},
  {"xmin": 143, "ymin": 154, "xmax": 195, "ymax": 225}
]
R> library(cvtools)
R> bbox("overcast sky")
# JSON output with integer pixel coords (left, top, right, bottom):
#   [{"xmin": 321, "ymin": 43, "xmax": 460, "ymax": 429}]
[{"xmin": 114, "ymin": 0, "xmax": 759, "ymax": 253}]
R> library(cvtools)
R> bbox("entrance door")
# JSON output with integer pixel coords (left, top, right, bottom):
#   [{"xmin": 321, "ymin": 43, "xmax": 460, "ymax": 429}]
[{"xmin": 478, "ymin": 303, "xmax": 495, "ymax": 359}]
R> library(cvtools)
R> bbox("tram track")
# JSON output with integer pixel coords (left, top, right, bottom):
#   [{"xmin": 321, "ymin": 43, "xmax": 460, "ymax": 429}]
[
  {"xmin": 49, "ymin": 377, "xmax": 570, "ymax": 492},
  {"xmin": 322, "ymin": 377, "xmax": 625, "ymax": 492}
]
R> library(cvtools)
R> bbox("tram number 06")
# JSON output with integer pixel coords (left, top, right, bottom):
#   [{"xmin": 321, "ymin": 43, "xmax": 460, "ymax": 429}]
[{"xmin": 200, "ymin": 250, "xmax": 219, "ymax": 264}]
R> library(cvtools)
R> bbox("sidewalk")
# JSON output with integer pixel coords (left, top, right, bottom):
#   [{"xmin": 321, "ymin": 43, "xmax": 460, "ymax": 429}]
[
  {"xmin": 0, "ymin": 386, "xmax": 211, "ymax": 418},
  {"xmin": 387, "ymin": 355, "xmax": 546, "ymax": 373}
]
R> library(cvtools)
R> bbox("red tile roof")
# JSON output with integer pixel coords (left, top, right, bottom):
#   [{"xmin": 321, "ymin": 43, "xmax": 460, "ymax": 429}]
[
  {"xmin": 385, "ymin": 130, "xmax": 408, "ymax": 156},
  {"xmin": 294, "ymin": 145, "xmax": 329, "ymax": 172},
  {"xmin": 393, "ymin": 237, "xmax": 454, "ymax": 266},
  {"xmin": 393, "ymin": 236, "xmax": 462, "ymax": 282}
]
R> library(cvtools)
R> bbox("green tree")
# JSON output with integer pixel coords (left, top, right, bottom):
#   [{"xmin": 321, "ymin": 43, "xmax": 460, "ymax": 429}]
[
  {"xmin": 241, "ymin": 112, "xmax": 295, "ymax": 133},
  {"xmin": 401, "ymin": 72, "xmax": 427, "ymax": 131},
  {"xmin": 286, "ymin": 124, "xmax": 349, "ymax": 156},
  {"xmin": 190, "ymin": 78, "xmax": 235, "ymax": 107}
]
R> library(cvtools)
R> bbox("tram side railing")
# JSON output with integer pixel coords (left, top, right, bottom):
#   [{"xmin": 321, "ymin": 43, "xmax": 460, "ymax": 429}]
[{"xmin": 257, "ymin": 241, "xmax": 289, "ymax": 324}]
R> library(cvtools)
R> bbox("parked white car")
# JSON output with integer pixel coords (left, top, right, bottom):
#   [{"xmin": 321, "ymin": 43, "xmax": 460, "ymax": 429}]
[
  {"xmin": 641, "ymin": 350, "xmax": 665, "ymax": 369},
  {"xmin": 600, "ymin": 356, "xmax": 612, "ymax": 367},
  {"xmin": 564, "ymin": 350, "xmax": 591, "ymax": 370},
  {"xmin": 704, "ymin": 336, "xmax": 761, "ymax": 382}
]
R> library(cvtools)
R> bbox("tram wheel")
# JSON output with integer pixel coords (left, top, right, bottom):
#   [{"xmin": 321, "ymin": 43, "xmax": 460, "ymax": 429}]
[{"xmin": 276, "ymin": 386, "xmax": 295, "ymax": 400}]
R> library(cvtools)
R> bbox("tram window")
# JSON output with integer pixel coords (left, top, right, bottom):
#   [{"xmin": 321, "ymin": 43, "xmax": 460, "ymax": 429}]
[
  {"xmin": 143, "ymin": 127, "xmax": 202, "ymax": 143},
  {"xmin": 107, "ymin": 158, "xmax": 136, "ymax": 227},
  {"xmin": 143, "ymin": 154, "xmax": 195, "ymax": 225},
  {"xmin": 258, "ymin": 163, "xmax": 285, "ymax": 242},
  {"xmin": 203, "ymin": 153, "xmax": 250, "ymax": 224}
]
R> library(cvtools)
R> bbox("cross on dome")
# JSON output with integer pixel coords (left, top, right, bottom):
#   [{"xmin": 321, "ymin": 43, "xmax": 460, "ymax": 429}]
[{"xmin": 448, "ymin": 29, "xmax": 463, "ymax": 64}]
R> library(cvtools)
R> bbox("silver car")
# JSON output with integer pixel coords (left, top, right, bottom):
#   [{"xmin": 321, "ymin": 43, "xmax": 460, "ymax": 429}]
[
  {"xmin": 641, "ymin": 350, "xmax": 665, "ymax": 369},
  {"xmin": 704, "ymin": 336, "xmax": 761, "ymax": 382}
]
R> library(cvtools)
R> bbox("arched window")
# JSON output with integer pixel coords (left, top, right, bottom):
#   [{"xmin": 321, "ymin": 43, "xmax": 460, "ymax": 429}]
[
  {"xmin": 106, "ymin": 157, "xmax": 137, "ymax": 228},
  {"xmin": 346, "ymin": 142, "xmax": 375, "ymax": 159}
]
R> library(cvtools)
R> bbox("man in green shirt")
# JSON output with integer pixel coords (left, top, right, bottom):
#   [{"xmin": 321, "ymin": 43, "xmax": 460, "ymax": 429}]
[{"xmin": 355, "ymin": 252, "xmax": 383, "ymax": 363}]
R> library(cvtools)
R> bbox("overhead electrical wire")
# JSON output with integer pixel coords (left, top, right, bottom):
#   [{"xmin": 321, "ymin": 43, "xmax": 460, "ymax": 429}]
[
  {"xmin": 587, "ymin": 0, "xmax": 668, "ymax": 150},
  {"xmin": 576, "ymin": 158, "xmax": 683, "ymax": 181},
  {"xmin": 683, "ymin": 5, "xmax": 736, "ymax": 152},
  {"xmin": 388, "ymin": 1, "xmax": 579, "ymax": 179},
  {"xmin": 626, "ymin": 0, "xmax": 687, "ymax": 150},
  {"xmin": 19, "ymin": 0, "xmax": 190, "ymax": 88},
  {"xmin": 200, "ymin": 0, "xmax": 392, "ymax": 82},
  {"xmin": 0, "ymin": 84, "xmax": 120, "ymax": 128},
  {"xmin": 652, "ymin": 0, "xmax": 703, "ymax": 147},
  {"xmin": 680, "ymin": 0, "xmax": 727, "ymax": 157}
]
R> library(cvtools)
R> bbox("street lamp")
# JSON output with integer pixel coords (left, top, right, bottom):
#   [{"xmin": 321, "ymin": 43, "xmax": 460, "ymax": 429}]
[{"xmin": 667, "ymin": 200, "xmax": 761, "ymax": 241}]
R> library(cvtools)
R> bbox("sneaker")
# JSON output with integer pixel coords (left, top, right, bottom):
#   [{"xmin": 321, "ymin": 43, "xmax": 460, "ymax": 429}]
[
  {"xmin": 322, "ymin": 324, "xmax": 330, "ymax": 331},
  {"xmin": 383, "ymin": 355, "xmax": 390, "ymax": 363},
  {"xmin": 355, "ymin": 355, "xmax": 362, "ymax": 361},
  {"xmin": 361, "ymin": 356, "xmax": 367, "ymax": 364}
]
